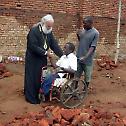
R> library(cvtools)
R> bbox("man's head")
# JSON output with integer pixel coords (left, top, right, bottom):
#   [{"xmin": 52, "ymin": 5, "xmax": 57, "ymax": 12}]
[
  {"xmin": 41, "ymin": 14, "xmax": 54, "ymax": 34},
  {"xmin": 83, "ymin": 16, "xmax": 93, "ymax": 30},
  {"xmin": 63, "ymin": 42, "xmax": 75, "ymax": 56}
]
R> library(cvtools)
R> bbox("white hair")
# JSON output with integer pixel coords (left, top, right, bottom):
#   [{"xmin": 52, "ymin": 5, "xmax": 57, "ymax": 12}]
[
  {"xmin": 41, "ymin": 14, "xmax": 54, "ymax": 25},
  {"xmin": 32, "ymin": 15, "xmax": 54, "ymax": 28}
]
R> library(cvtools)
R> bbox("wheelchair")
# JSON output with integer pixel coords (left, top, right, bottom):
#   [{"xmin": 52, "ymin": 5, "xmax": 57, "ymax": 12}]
[{"xmin": 39, "ymin": 65, "xmax": 88, "ymax": 108}]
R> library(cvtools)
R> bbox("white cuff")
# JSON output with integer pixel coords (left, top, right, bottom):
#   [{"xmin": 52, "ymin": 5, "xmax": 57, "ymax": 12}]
[{"xmin": 44, "ymin": 51, "xmax": 47, "ymax": 55}]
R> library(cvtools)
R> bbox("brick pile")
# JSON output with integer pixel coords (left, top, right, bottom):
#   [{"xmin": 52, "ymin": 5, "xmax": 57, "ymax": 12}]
[
  {"xmin": 97, "ymin": 55, "xmax": 118, "ymax": 70},
  {"xmin": 0, "ymin": 63, "xmax": 13, "ymax": 79},
  {"xmin": 2, "ymin": 106, "xmax": 126, "ymax": 126}
]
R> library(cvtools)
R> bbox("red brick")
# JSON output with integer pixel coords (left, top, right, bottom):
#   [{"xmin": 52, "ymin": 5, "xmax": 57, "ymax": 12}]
[{"xmin": 39, "ymin": 118, "xmax": 49, "ymax": 126}]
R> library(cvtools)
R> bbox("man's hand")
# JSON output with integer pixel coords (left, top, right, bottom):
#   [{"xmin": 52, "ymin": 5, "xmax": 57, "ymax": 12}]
[
  {"xmin": 79, "ymin": 56, "xmax": 86, "ymax": 63},
  {"xmin": 79, "ymin": 47, "xmax": 95, "ymax": 63}
]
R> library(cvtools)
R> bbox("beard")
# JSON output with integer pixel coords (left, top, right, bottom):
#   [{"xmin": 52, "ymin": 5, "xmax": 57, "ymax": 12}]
[{"xmin": 42, "ymin": 24, "xmax": 52, "ymax": 34}]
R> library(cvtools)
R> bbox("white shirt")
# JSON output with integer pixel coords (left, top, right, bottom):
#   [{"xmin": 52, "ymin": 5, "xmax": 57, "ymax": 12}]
[
  {"xmin": 56, "ymin": 53, "xmax": 77, "ymax": 71},
  {"xmin": 54, "ymin": 53, "xmax": 77, "ymax": 87}
]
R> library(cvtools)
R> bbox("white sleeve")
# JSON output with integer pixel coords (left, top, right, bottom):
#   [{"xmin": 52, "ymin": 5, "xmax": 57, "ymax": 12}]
[
  {"xmin": 56, "ymin": 56, "xmax": 63, "ymax": 67},
  {"xmin": 69, "ymin": 56, "xmax": 77, "ymax": 71}
]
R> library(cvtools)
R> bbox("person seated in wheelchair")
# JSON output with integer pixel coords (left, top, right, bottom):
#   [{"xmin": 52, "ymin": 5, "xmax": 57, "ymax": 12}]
[{"xmin": 40, "ymin": 42, "xmax": 77, "ymax": 101}]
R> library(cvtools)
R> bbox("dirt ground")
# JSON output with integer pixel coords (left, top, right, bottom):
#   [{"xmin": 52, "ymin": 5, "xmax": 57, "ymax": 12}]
[{"xmin": 0, "ymin": 61, "xmax": 126, "ymax": 124}]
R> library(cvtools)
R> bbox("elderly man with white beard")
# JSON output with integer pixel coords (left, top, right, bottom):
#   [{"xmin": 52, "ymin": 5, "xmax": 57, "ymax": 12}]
[{"xmin": 24, "ymin": 14, "xmax": 63, "ymax": 104}]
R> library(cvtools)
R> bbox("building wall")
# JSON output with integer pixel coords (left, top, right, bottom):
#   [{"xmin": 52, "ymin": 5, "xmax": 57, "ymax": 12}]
[{"xmin": 0, "ymin": 0, "xmax": 126, "ymax": 56}]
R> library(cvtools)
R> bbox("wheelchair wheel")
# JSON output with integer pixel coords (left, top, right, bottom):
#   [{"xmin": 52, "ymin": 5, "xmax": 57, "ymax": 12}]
[{"xmin": 60, "ymin": 79, "xmax": 88, "ymax": 108}]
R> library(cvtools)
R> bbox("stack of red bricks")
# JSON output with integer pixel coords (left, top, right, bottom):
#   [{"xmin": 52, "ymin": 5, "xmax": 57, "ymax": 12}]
[
  {"xmin": 2, "ymin": 106, "xmax": 126, "ymax": 126},
  {"xmin": 97, "ymin": 55, "xmax": 118, "ymax": 70},
  {"xmin": 0, "ymin": 63, "xmax": 13, "ymax": 79}
]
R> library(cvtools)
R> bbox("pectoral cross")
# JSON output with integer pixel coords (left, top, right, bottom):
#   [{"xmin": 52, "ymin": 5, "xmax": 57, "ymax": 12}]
[{"xmin": 43, "ymin": 35, "xmax": 47, "ymax": 50}]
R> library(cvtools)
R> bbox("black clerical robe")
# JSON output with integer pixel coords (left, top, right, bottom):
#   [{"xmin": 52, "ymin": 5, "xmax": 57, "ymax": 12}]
[{"xmin": 24, "ymin": 24, "xmax": 63, "ymax": 104}]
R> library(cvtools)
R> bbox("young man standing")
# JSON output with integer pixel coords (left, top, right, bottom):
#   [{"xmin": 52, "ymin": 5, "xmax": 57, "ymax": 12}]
[{"xmin": 75, "ymin": 16, "xmax": 99, "ymax": 87}]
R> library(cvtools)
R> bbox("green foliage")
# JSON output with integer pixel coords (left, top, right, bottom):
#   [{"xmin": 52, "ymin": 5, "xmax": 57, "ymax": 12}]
[{"xmin": 16, "ymin": 51, "xmax": 23, "ymax": 57}]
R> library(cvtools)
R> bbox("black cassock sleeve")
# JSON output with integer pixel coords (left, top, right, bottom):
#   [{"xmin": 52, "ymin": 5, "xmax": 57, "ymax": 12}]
[
  {"xmin": 49, "ymin": 33, "xmax": 63, "ymax": 57},
  {"xmin": 27, "ymin": 29, "xmax": 46, "ymax": 57}
]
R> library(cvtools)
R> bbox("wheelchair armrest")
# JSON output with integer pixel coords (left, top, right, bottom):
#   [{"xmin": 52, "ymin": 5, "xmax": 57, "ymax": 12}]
[
  {"xmin": 56, "ymin": 71, "xmax": 67, "ymax": 74},
  {"xmin": 56, "ymin": 71, "xmax": 74, "ymax": 79}
]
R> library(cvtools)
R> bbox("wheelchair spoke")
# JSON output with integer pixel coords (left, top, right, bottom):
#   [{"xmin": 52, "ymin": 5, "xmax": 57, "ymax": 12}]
[
  {"xmin": 75, "ymin": 95, "xmax": 82, "ymax": 100},
  {"xmin": 76, "ymin": 90, "xmax": 87, "ymax": 94},
  {"xmin": 75, "ymin": 90, "xmax": 87, "ymax": 100},
  {"xmin": 73, "ymin": 93, "xmax": 84, "ymax": 101},
  {"xmin": 67, "ymin": 85, "xmax": 74, "ymax": 92},
  {"xmin": 63, "ymin": 95, "xmax": 73, "ymax": 104},
  {"xmin": 63, "ymin": 92, "xmax": 73, "ymax": 95}
]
